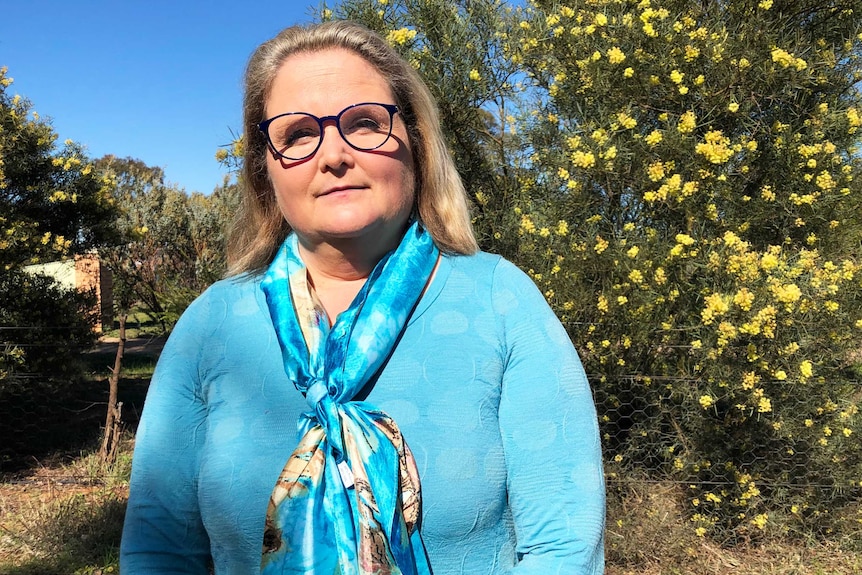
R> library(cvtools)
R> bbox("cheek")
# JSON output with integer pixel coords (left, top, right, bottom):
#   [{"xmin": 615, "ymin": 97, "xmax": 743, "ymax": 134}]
[{"xmin": 267, "ymin": 163, "xmax": 299, "ymax": 221}]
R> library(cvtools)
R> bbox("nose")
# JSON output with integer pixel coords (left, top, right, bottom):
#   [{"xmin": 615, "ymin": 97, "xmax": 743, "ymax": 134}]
[{"xmin": 316, "ymin": 119, "xmax": 354, "ymax": 170}]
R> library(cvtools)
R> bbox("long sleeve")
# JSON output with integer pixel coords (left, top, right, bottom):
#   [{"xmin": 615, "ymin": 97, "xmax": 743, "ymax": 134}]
[
  {"xmin": 120, "ymin": 293, "xmax": 214, "ymax": 574},
  {"xmin": 493, "ymin": 260, "xmax": 605, "ymax": 574}
]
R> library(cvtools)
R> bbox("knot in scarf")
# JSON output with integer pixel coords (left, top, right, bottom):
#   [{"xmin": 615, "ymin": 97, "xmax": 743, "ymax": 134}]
[{"xmin": 260, "ymin": 221, "xmax": 437, "ymax": 575}]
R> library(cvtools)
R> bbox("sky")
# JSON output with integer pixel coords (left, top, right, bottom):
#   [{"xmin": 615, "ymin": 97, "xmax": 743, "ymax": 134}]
[{"xmin": 0, "ymin": 0, "xmax": 321, "ymax": 195}]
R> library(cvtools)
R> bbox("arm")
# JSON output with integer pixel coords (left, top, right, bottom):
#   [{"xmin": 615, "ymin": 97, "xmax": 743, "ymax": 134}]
[
  {"xmin": 494, "ymin": 260, "xmax": 605, "ymax": 574},
  {"xmin": 120, "ymin": 294, "xmax": 213, "ymax": 574}
]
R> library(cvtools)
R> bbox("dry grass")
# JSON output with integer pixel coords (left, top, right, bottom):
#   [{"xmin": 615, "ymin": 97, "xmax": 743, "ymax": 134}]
[
  {"xmin": 0, "ymin": 442, "xmax": 132, "ymax": 575},
  {"xmin": 605, "ymin": 479, "xmax": 862, "ymax": 575}
]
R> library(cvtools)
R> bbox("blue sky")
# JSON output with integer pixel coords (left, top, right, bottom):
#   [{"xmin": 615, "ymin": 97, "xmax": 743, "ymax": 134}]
[{"xmin": 0, "ymin": 0, "xmax": 320, "ymax": 195}]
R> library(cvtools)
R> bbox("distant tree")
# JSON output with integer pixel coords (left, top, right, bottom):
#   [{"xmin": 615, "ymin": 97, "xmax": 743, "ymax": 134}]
[{"xmin": 96, "ymin": 155, "xmax": 212, "ymax": 329}]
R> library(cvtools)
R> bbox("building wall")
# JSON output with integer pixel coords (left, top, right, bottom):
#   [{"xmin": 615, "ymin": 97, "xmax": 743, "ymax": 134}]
[{"xmin": 25, "ymin": 255, "xmax": 114, "ymax": 333}]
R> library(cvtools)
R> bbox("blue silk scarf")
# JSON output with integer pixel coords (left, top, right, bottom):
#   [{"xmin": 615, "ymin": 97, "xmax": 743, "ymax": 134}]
[{"xmin": 260, "ymin": 221, "xmax": 437, "ymax": 575}]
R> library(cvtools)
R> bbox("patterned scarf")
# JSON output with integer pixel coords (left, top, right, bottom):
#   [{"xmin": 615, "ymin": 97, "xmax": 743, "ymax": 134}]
[{"xmin": 260, "ymin": 221, "xmax": 437, "ymax": 575}]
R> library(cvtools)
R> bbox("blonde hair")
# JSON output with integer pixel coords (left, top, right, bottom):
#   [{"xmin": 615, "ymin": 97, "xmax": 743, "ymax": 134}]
[{"xmin": 227, "ymin": 20, "xmax": 477, "ymax": 275}]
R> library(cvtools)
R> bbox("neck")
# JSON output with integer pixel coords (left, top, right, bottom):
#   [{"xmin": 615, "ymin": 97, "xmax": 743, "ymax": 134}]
[
  {"xmin": 296, "ymin": 236, "xmax": 399, "ymax": 322},
  {"xmin": 297, "ymin": 237, "xmax": 391, "ymax": 282}
]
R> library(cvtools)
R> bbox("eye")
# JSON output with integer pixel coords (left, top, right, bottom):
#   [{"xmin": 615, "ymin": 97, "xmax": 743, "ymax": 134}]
[
  {"xmin": 284, "ymin": 127, "xmax": 318, "ymax": 147},
  {"xmin": 269, "ymin": 114, "xmax": 320, "ymax": 149},
  {"xmin": 342, "ymin": 106, "xmax": 390, "ymax": 134}
]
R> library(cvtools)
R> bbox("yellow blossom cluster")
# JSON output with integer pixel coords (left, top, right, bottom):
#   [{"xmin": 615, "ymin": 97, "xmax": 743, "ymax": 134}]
[
  {"xmin": 771, "ymin": 48, "xmax": 808, "ymax": 71},
  {"xmin": 386, "ymin": 27, "xmax": 417, "ymax": 46},
  {"xmin": 695, "ymin": 130, "xmax": 734, "ymax": 164}
]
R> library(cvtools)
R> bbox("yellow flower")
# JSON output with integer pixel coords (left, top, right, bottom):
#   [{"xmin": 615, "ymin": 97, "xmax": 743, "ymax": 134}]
[
  {"xmin": 386, "ymin": 27, "xmax": 418, "ymax": 46},
  {"xmin": 771, "ymin": 48, "xmax": 796, "ymax": 68},
  {"xmin": 699, "ymin": 395, "xmax": 714, "ymax": 409},
  {"xmin": 617, "ymin": 112, "xmax": 637, "ymax": 129},
  {"xmin": 594, "ymin": 236, "xmax": 609, "ymax": 254},
  {"xmin": 627, "ymin": 246, "xmax": 640, "ymax": 258},
  {"xmin": 670, "ymin": 69, "xmax": 685, "ymax": 84},
  {"xmin": 771, "ymin": 283, "xmax": 802, "ymax": 305},
  {"xmin": 675, "ymin": 233, "xmax": 695, "ymax": 246},
  {"xmin": 678, "ymin": 111, "xmax": 696, "ymax": 133},
  {"xmin": 595, "ymin": 13, "xmax": 608, "ymax": 26},
  {"xmin": 759, "ymin": 0, "xmax": 773, "ymax": 8},
  {"xmin": 815, "ymin": 171, "xmax": 836, "ymax": 190},
  {"xmin": 469, "ymin": 69, "xmax": 482, "ymax": 82},
  {"xmin": 572, "ymin": 150, "xmax": 596, "ymax": 168},
  {"xmin": 728, "ymin": 102, "xmax": 740, "ymax": 112},
  {"xmin": 607, "ymin": 46, "xmax": 626, "ymax": 64},
  {"xmin": 799, "ymin": 360, "xmax": 813, "ymax": 379},
  {"xmin": 751, "ymin": 514, "xmax": 768, "ymax": 530},
  {"xmin": 645, "ymin": 130, "xmax": 663, "ymax": 146},
  {"xmin": 647, "ymin": 161, "xmax": 666, "ymax": 182},
  {"xmin": 624, "ymin": 67, "xmax": 635, "ymax": 78},
  {"xmin": 695, "ymin": 130, "xmax": 733, "ymax": 164},
  {"xmin": 597, "ymin": 295, "xmax": 609, "ymax": 312}
]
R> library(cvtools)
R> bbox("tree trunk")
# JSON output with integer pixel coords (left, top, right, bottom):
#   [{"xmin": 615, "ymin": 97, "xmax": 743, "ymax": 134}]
[{"xmin": 100, "ymin": 313, "xmax": 126, "ymax": 464}]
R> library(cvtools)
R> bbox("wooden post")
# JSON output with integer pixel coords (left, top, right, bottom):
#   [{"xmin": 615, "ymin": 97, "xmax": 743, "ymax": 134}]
[{"xmin": 100, "ymin": 313, "xmax": 126, "ymax": 464}]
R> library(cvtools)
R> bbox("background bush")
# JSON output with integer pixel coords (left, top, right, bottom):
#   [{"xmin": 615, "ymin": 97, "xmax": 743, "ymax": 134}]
[{"xmin": 331, "ymin": 0, "xmax": 862, "ymax": 542}]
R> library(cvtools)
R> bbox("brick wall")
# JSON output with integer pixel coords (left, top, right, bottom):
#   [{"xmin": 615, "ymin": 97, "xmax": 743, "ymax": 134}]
[{"xmin": 74, "ymin": 254, "xmax": 113, "ymax": 332}]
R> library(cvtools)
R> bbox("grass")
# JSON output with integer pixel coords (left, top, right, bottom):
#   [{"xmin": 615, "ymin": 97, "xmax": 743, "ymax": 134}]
[
  {"xmin": 0, "ymin": 438, "xmax": 133, "ymax": 575},
  {"xmin": 99, "ymin": 310, "xmax": 165, "ymax": 341},
  {"xmin": 604, "ymin": 479, "xmax": 862, "ymax": 575}
]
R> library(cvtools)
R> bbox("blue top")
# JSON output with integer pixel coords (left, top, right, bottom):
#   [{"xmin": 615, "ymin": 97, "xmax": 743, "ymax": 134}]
[{"xmin": 120, "ymin": 252, "xmax": 605, "ymax": 574}]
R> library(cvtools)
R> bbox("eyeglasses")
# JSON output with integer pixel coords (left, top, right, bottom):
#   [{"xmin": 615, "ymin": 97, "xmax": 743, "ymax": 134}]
[{"xmin": 258, "ymin": 102, "xmax": 401, "ymax": 161}]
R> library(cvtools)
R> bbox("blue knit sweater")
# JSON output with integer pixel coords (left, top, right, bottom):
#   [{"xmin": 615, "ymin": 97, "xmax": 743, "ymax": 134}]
[{"xmin": 121, "ymin": 251, "xmax": 605, "ymax": 574}]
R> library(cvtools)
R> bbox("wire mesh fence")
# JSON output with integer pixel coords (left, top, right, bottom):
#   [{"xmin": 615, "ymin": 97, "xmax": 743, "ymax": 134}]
[{"xmin": 2, "ymin": 323, "xmax": 861, "ymax": 544}]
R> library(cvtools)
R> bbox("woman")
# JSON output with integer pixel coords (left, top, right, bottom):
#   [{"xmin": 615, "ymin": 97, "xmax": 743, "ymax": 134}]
[{"xmin": 121, "ymin": 20, "xmax": 605, "ymax": 575}]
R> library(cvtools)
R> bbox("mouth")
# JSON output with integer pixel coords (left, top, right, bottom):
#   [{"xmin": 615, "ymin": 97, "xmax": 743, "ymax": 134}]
[{"xmin": 317, "ymin": 185, "xmax": 364, "ymax": 198}]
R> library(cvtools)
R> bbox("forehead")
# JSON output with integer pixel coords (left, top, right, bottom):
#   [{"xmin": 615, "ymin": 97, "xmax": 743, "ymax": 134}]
[{"xmin": 265, "ymin": 49, "xmax": 394, "ymax": 116}]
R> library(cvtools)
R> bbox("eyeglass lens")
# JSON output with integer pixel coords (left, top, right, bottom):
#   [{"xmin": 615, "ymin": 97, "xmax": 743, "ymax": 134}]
[{"xmin": 265, "ymin": 103, "xmax": 395, "ymax": 160}]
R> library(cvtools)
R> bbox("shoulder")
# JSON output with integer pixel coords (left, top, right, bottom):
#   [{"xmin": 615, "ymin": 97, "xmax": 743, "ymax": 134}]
[
  {"xmin": 443, "ymin": 251, "xmax": 543, "ymax": 302},
  {"xmin": 169, "ymin": 272, "xmax": 267, "ymax": 340}
]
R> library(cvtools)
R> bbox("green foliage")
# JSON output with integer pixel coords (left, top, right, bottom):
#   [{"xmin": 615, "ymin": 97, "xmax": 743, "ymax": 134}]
[
  {"xmin": 96, "ymin": 156, "xmax": 236, "ymax": 329},
  {"xmin": 0, "ymin": 270, "xmax": 100, "ymax": 469},
  {"xmin": 0, "ymin": 67, "xmax": 118, "ymax": 272},
  {"xmin": 510, "ymin": 0, "xmax": 862, "ymax": 540},
  {"xmin": 0, "ymin": 271, "xmax": 97, "ymax": 377},
  {"xmin": 0, "ymin": 65, "xmax": 118, "ymax": 427}
]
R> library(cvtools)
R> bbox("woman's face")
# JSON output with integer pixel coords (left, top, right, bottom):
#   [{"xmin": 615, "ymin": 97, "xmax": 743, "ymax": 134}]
[{"xmin": 263, "ymin": 49, "xmax": 415, "ymax": 255}]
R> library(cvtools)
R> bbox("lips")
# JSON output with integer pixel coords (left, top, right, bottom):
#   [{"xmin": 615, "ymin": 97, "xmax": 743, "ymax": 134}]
[{"xmin": 317, "ymin": 185, "xmax": 364, "ymax": 197}]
